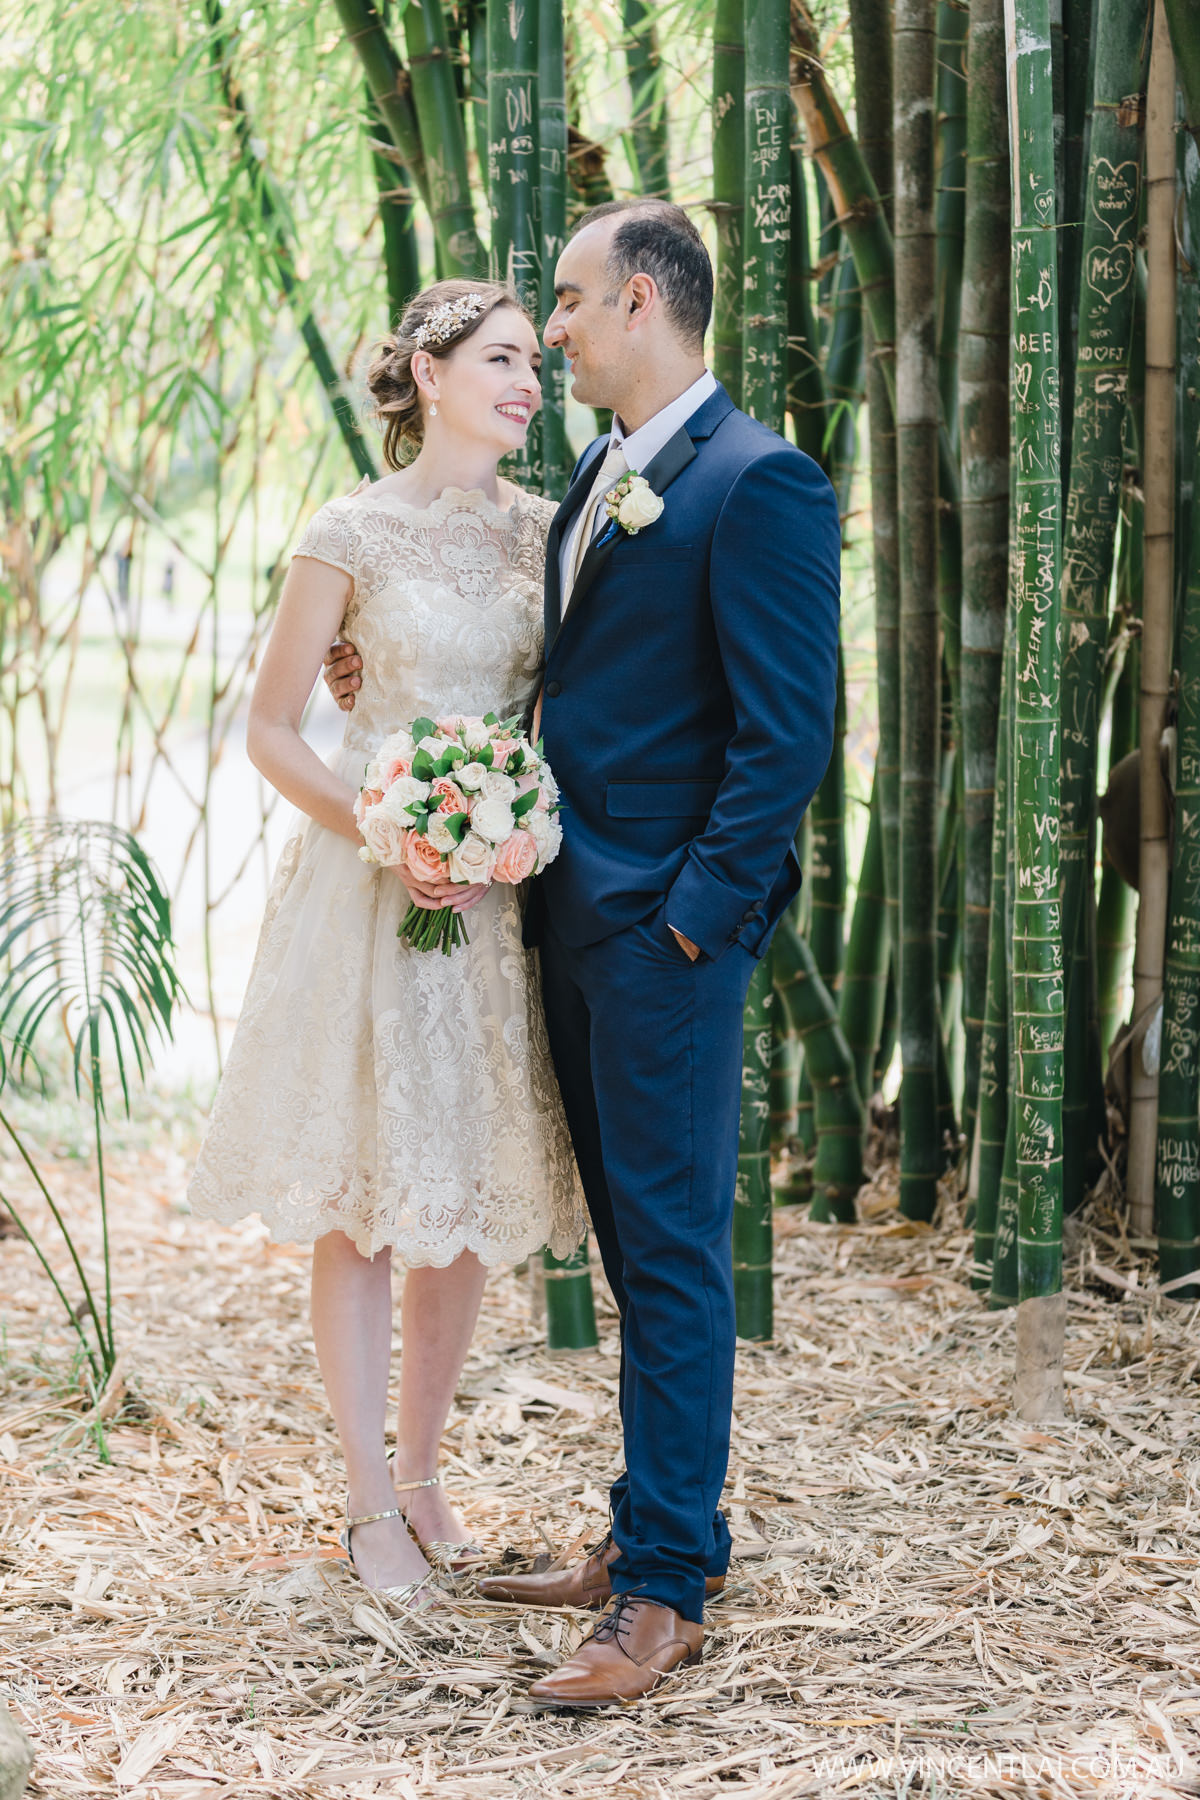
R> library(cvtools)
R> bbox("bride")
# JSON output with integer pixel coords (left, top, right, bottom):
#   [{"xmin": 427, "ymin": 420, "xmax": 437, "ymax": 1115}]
[{"xmin": 188, "ymin": 280, "xmax": 584, "ymax": 1606}]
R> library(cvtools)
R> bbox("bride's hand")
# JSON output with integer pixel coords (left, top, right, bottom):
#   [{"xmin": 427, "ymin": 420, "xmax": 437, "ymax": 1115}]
[{"xmin": 388, "ymin": 867, "xmax": 489, "ymax": 914}]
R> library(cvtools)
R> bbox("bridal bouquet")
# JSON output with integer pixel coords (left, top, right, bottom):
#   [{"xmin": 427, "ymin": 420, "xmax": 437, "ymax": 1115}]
[{"xmin": 355, "ymin": 712, "xmax": 563, "ymax": 953}]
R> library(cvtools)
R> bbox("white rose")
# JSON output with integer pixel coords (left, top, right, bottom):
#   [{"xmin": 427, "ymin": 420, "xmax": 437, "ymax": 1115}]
[
  {"xmin": 377, "ymin": 729, "xmax": 415, "ymax": 762},
  {"xmin": 525, "ymin": 809, "xmax": 562, "ymax": 866},
  {"xmin": 479, "ymin": 768, "xmax": 518, "ymax": 803},
  {"xmin": 457, "ymin": 759, "xmax": 487, "ymax": 792},
  {"xmin": 471, "ymin": 796, "xmax": 516, "ymax": 844},
  {"xmin": 617, "ymin": 477, "xmax": 664, "ymax": 533},
  {"xmin": 427, "ymin": 812, "xmax": 459, "ymax": 854},
  {"xmin": 381, "ymin": 775, "xmax": 431, "ymax": 819},
  {"xmin": 417, "ymin": 733, "xmax": 445, "ymax": 759},
  {"xmin": 448, "ymin": 831, "xmax": 495, "ymax": 885},
  {"xmin": 361, "ymin": 758, "xmax": 384, "ymax": 791},
  {"xmin": 460, "ymin": 718, "xmax": 492, "ymax": 750},
  {"xmin": 359, "ymin": 809, "xmax": 410, "ymax": 866}
]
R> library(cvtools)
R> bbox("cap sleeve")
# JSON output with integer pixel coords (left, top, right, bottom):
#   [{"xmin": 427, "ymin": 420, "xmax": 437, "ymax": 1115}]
[{"xmin": 291, "ymin": 500, "xmax": 357, "ymax": 584}]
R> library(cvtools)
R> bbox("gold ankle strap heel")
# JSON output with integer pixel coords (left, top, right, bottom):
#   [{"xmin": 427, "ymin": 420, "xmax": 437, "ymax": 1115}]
[
  {"xmin": 391, "ymin": 1470, "xmax": 486, "ymax": 1573},
  {"xmin": 340, "ymin": 1502, "xmax": 443, "ymax": 1614}
]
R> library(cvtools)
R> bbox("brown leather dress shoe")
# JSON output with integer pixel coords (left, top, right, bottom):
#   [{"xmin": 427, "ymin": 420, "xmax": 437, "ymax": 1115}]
[
  {"xmin": 477, "ymin": 1533, "xmax": 725, "ymax": 1609},
  {"xmin": 528, "ymin": 1594, "xmax": 702, "ymax": 1708}
]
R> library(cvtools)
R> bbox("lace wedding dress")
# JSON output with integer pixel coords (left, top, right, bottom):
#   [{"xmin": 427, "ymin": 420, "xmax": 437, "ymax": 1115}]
[{"xmin": 188, "ymin": 482, "xmax": 585, "ymax": 1266}]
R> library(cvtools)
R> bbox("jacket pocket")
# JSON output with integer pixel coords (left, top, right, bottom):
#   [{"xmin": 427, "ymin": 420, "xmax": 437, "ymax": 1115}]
[{"xmin": 605, "ymin": 778, "xmax": 721, "ymax": 819}]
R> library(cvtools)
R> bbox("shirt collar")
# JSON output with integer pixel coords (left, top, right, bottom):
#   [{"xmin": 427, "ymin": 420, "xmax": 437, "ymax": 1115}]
[{"xmin": 609, "ymin": 369, "xmax": 718, "ymax": 474}]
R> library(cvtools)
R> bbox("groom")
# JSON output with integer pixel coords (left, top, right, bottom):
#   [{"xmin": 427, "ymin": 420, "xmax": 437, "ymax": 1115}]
[{"xmin": 327, "ymin": 201, "xmax": 840, "ymax": 1705}]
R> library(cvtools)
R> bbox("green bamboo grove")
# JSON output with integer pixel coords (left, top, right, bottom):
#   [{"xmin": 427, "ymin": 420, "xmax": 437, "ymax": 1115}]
[{"xmin": 115, "ymin": 2, "xmax": 1200, "ymax": 1364}]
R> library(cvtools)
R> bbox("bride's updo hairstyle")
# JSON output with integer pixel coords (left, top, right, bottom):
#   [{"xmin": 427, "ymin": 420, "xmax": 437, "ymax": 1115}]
[{"xmin": 366, "ymin": 279, "xmax": 533, "ymax": 470}]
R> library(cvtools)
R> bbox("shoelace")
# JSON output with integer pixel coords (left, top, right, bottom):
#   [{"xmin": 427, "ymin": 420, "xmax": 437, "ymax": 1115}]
[{"xmin": 591, "ymin": 1590, "xmax": 643, "ymax": 1648}]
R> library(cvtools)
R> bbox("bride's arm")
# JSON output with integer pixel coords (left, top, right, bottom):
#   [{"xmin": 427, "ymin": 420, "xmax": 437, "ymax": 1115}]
[
  {"xmin": 246, "ymin": 555, "xmax": 364, "ymax": 841},
  {"xmin": 248, "ymin": 555, "xmax": 488, "ymax": 915}
]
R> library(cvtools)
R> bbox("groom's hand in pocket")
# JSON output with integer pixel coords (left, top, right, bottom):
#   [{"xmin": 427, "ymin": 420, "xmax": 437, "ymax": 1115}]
[
  {"xmin": 669, "ymin": 925, "xmax": 701, "ymax": 962},
  {"xmin": 323, "ymin": 639, "xmax": 362, "ymax": 710}
]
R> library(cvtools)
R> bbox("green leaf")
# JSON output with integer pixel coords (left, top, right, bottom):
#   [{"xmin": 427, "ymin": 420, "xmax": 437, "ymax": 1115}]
[
  {"xmin": 410, "ymin": 717, "xmax": 436, "ymax": 743},
  {"xmin": 411, "ymin": 750, "xmax": 435, "ymax": 781},
  {"xmin": 512, "ymin": 788, "xmax": 539, "ymax": 818},
  {"xmin": 442, "ymin": 810, "xmax": 471, "ymax": 844}
]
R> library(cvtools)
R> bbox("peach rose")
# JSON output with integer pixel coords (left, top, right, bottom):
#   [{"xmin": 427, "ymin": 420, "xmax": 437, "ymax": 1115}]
[
  {"xmin": 406, "ymin": 831, "xmax": 445, "ymax": 884},
  {"xmin": 490, "ymin": 736, "xmax": 517, "ymax": 770},
  {"xmin": 354, "ymin": 786, "xmax": 384, "ymax": 829},
  {"xmin": 384, "ymin": 755, "xmax": 413, "ymax": 784},
  {"xmin": 491, "ymin": 829, "xmax": 538, "ymax": 884},
  {"xmin": 431, "ymin": 777, "xmax": 468, "ymax": 814},
  {"xmin": 359, "ymin": 811, "xmax": 409, "ymax": 866}
]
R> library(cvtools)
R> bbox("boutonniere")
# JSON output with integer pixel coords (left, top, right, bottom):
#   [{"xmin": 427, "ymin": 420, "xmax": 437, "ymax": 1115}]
[{"xmin": 603, "ymin": 470, "xmax": 665, "ymax": 536}]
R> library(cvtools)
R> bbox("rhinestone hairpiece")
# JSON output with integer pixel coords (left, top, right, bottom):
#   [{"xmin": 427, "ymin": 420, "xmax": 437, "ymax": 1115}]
[{"xmin": 412, "ymin": 292, "xmax": 489, "ymax": 351}]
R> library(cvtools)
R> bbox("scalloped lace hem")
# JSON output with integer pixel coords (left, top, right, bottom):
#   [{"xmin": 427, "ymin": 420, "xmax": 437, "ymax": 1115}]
[{"xmin": 187, "ymin": 1179, "xmax": 585, "ymax": 1268}]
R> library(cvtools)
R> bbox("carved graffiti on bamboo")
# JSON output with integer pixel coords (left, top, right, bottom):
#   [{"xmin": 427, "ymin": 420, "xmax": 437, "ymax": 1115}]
[
  {"xmin": 1156, "ymin": 1133, "xmax": 1199, "ymax": 1200},
  {"xmin": 750, "ymin": 101, "xmax": 783, "ymax": 177}
]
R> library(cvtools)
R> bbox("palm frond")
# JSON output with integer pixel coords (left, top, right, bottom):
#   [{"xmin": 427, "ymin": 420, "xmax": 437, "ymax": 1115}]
[{"xmin": 0, "ymin": 819, "xmax": 183, "ymax": 1118}]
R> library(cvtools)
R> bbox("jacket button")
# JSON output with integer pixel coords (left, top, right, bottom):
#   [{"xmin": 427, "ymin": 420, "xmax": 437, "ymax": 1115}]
[
  {"xmin": 741, "ymin": 908, "xmax": 756, "ymax": 922},
  {"xmin": 545, "ymin": 680, "xmax": 562, "ymax": 698}
]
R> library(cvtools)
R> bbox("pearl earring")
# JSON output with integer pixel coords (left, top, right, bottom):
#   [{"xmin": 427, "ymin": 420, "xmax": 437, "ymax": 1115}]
[{"xmin": 430, "ymin": 401, "xmax": 438, "ymax": 418}]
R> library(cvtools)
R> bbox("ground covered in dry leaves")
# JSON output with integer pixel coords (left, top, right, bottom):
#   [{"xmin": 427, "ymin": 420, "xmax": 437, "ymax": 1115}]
[{"xmin": 2, "ymin": 1111, "xmax": 1200, "ymax": 1800}]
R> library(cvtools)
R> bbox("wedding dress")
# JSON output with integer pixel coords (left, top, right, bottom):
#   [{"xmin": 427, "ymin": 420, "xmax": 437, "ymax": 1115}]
[{"xmin": 188, "ymin": 482, "xmax": 585, "ymax": 1266}]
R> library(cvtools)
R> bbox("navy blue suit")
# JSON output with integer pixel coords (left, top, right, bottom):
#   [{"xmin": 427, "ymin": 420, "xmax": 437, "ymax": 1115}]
[{"xmin": 528, "ymin": 382, "xmax": 840, "ymax": 1621}]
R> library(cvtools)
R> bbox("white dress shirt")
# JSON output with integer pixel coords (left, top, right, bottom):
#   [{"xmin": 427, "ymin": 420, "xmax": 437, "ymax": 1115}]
[{"xmin": 557, "ymin": 368, "xmax": 718, "ymax": 601}]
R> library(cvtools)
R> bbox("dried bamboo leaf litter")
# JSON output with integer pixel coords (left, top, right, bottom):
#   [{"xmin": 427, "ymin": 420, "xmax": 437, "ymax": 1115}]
[{"xmin": 1, "ymin": 1132, "xmax": 1199, "ymax": 1799}]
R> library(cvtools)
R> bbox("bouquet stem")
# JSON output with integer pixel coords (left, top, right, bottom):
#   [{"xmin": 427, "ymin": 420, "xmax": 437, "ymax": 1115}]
[{"xmin": 398, "ymin": 903, "xmax": 470, "ymax": 954}]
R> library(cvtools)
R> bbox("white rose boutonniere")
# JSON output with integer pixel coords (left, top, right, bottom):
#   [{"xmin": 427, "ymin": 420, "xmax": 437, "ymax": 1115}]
[{"xmin": 604, "ymin": 470, "xmax": 665, "ymax": 536}]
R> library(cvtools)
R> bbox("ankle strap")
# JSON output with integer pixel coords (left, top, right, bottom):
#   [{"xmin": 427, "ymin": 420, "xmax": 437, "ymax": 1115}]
[
  {"xmin": 392, "ymin": 1475, "xmax": 440, "ymax": 1495},
  {"xmin": 346, "ymin": 1505, "xmax": 404, "ymax": 1529}
]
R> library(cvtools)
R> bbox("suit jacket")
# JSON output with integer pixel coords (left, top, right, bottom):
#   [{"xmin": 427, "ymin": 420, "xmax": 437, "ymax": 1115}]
[{"xmin": 528, "ymin": 382, "xmax": 841, "ymax": 962}]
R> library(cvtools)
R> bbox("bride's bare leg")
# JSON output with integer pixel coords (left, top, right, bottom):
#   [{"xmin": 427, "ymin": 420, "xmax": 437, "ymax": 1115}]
[
  {"xmin": 310, "ymin": 1229, "xmax": 431, "ymax": 1591},
  {"xmin": 393, "ymin": 1250, "xmax": 489, "ymax": 1549}
]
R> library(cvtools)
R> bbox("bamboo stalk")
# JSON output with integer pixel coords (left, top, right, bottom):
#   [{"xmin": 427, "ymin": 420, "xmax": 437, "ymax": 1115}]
[
  {"xmin": 543, "ymin": 1243, "xmax": 599, "ymax": 1352},
  {"xmin": 1154, "ymin": 417, "xmax": 1200, "ymax": 1299},
  {"xmin": 1097, "ymin": 595, "xmax": 1140, "ymax": 1058},
  {"xmin": 773, "ymin": 916, "xmax": 865, "ymax": 1223},
  {"xmin": 934, "ymin": 0, "xmax": 968, "ymax": 441},
  {"xmin": 838, "ymin": 774, "xmax": 890, "ymax": 1106},
  {"xmin": 808, "ymin": 651, "xmax": 846, "ymax": 995},
  {"xmin": 486, "ymin": 0, "xmax": 540, "ymax": 484},
  {"xmin": 959, "ymin": 0, "xmax": 1009, "ymax": 1155},
  {"xmin": 622, "ymin": 0, "xmax": 671, "ymax": 198},
  {"xmin": 405, "ymin": 0, "xmax": 485, "ymax": 277},
  {"xmin": 786, "ymin": 127, "xmax": 826, "ymax": 459},
  {"xmin": 1162, "ymin": 0, "xmax": 1200, "ymax": 137},
  {"xmin": 713, "ymin": 0, "xmax": 745, "ymax": 401},
  {"xmin": 539, "ymin": 0, "xmax": 571, "ymax": 498},
  {"xmin": 366, "ymin": 89, "xmax": 421, "ymax": 323},
  {"xmin": 1127, "ymin": 0, "xmax": 1177, "ymax": 1235},
  {"xmin": 743, "ymin": 0, "xmax": 792, "ymax": 429},
  {"xmin": 822, "ymin": 247, "xmax": 865, "ymax": 512},
  {"xmin": 1005, "ymin": 0, "xmax": 1066, "ymax": 1413},
  {"xmin": 815, "ymin": 0, "xmax": 897, "ymax": 986},
  {"xmin": 734, "ymin": 959, "xmax": 775, "ymax": 1339},
  {"xmin": 1058, "ymin": 0, "xmax": 1151, "ymax": 1209},
  {"xmin": 203, "ymin": 0, "xmax": 378, "ymax": 481},
  {"xmin": 333, "ymin": 0, "xmax": 432, "ymax": 215},
  {"xmin": 971, "ymin": 603, "xmax": 1013, "ymax": 1288},
  {"xmin": 895, "ymin": 0, "xmax": 940, "ymax": 1223}
]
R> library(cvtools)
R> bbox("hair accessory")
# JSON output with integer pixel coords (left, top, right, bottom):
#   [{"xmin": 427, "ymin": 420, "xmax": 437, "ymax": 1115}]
[{"xmin": 413, "ymin": 292, "xmax": 489, "ymax": 351}]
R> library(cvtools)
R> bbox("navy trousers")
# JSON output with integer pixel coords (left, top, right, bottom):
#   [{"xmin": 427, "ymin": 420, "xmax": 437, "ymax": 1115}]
[{"xmin": 539, "ymin": 900, "xmax": 756, "ymax": 1623}]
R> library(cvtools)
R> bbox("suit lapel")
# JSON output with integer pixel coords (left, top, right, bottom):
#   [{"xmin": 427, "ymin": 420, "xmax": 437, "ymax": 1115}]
[
  {"xmin": 544, "ymin": 445, "xmax": 606, "ymax": 650},
  {"xmin": 558, "ymin": 423, "xmax": 701, "ymax": 627}
]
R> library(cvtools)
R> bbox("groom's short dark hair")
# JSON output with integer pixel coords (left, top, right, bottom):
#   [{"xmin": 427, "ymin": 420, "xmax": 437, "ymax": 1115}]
[{"xmin": 571, "ymin": 201, "xmax": 713, "ymax": 351}]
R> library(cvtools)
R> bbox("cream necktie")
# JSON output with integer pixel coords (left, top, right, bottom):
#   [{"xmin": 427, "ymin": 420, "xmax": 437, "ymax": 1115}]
[{"xmin": 563, "ymin": 442, "xmax": 628, "ymax": 609}]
